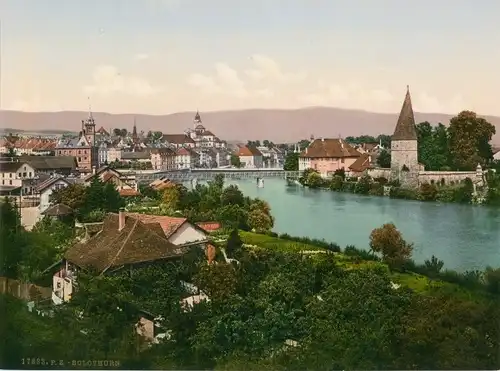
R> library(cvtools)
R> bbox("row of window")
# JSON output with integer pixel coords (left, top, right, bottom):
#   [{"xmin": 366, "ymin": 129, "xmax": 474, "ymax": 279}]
[
  {"xmin": 57, "ymin": 149, "xmax": 90, "ymax": 155},
  {"xmin": 0, "ymin": 171, "xmax": 33, "ymax": 178}
]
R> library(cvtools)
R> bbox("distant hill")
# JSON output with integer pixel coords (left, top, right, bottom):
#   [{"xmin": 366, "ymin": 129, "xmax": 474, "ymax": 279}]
[{"xmin": 1, "ymin": 108, "xmax": 499, "ymax": 144}]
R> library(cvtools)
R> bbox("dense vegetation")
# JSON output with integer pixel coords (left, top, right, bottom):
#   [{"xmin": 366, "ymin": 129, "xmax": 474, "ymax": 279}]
[
  {"xmin": 1, "ymin": 175, "xmax": 500, "ymax": 369},
  {"xmin": 2, "ymin": 229, "xmax": 499, "ymax": 369},
  {"xmin": 299, "ymin": 167, "xmax": 500, "ymax": 206}
]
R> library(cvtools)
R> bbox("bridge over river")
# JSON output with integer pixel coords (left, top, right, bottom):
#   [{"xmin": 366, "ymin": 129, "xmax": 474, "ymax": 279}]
[{"xmin": 136, "ymin": 168, "xmax": 302, "ymax": 183}]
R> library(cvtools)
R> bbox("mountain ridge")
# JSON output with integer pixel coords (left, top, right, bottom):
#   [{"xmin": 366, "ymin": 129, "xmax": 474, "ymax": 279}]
[{"xmin": 1, "ymin": 107, "xmax": 499, "ymax": 144}]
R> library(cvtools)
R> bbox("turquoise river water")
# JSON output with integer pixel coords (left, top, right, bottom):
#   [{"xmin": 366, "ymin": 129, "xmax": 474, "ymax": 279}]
[{"xmin": 220, "ymin": 178, "xmax": 500, "ymax": 272}]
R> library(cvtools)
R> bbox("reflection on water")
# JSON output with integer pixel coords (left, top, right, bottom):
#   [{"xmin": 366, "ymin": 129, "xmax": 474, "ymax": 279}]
[{"xmin": 232, "ymin": 179, "xmax": 500, "ymax": 271}]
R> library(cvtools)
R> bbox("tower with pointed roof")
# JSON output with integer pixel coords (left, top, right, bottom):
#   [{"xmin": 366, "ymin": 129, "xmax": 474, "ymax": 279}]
[
  {"xmin": 83, "ymin": 105, "xmax": 96, "ymax": 147},
  {"xmin": 132, "ymin": 117, "xmax": 138, "ymax": 142},
  {"xmin": 390, "ymin": 86, "xmax": 419, "ymax": 181}
]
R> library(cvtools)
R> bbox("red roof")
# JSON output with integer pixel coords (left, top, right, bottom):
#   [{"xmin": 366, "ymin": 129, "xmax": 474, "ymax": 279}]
[
  {"xmin": 196, "ymin": 221, "xmax": 221, "ymax": 232},
  {"xmin": 119, "ymin": 188, "xmax": 140, "ymax": 197}
]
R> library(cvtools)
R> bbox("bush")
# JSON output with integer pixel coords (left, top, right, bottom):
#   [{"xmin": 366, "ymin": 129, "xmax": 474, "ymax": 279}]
[
  {"xmin": 418, "ymin": 183, "xmax": 438, "ymax": 201},
  {"xmin": 484, "ymin": 267, "xmax": 500, "ymax": 294},
  {"xmin": 369, "ymin": 182, "xmax": 384, "ymax": 196},
  {"xmin": 390, "ymin": 187, "xmax": 418, "ymax": 200},
  {"xmin": 374, "ymin": 177, "xmax": 388, "ymax": 185},
  {"xmin": 354, "ymin": 175, "xmax": 372, "ymax": 195},
  {"xmin": 344, "ymin": 245, "xmax": 379, "ymax": 261},
  {"xmin": 329, "ymin": 175, "xmax": 344, "ymax": 191}
]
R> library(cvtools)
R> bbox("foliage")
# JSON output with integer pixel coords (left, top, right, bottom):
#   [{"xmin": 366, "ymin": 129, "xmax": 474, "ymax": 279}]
[
  {"xmin": 329, "ymin": 175, "xmax": 344, "ymax": 191},
  {"xmin": 377, "ymin": 149, "xmax": 391, "ymax": 168},
  {"xmin": 230, "ymin": 154, "xmax": 242, "ymax": 168},
  {"xmin": 161, "ymin": 185, "xmax": 181, "ymax": 211},
  {"xmin": 283, "ymin": 152, "xmax": 299, "ymax": 171},
  {"xmin": 225, "ymin": 229, "xmax": 243, "ymax": 258},
  {"xmin": 418, "ymin": 182, "xmax": 438, "ymax": 201},
  {"xmin": 448, "ymin": 111, "xmax": 496, "ymax": 170},
  {"xmin": 50, "ymin": 179, "xmax": 125, "ymax": 221},
  {"xmin": 354, "ymin": 174, "xmax": 372, "ymax": 194},
  {"xmin": 369, "ymin": 223, "xmax": 413, "ymax": 269}
]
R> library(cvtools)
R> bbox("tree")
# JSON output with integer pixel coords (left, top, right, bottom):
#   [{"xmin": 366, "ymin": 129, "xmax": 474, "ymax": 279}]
[
  {"xmin": 50, "ymin": 183, "xmax": 87, "ymax": 211},
  {"xmin": 225, "ymin": 229, "xmax": 243, "ymax": 258},
  {"xmin": 0, "ymin": 198, "xmax": 24, "ymax": 278},
  {"xmin": 283, "ymin": 152, "xmax": 299, "ymax": 171},
  {"xmin": 377, "ymin": 149, "xmax": 391, "ymax": 168},
  {"xmin": 448, "ymin": 111, "xmax": 496, "ymax": 170},
  {"xmin": 162, "ymin": 186, "xmax": 181, "ymax": 211},
  {"xmin": 369, "ymin": 223, "xmax": 413, "ymax": 269},
  {"xmin": 306, "ymin": 171, "xmax": 323, "ymax": 188},
  {"xmin": 248, "ymin": 209, "xmax": 273, "ymax": 232},
  {"xmin": 416, "ymin": 122, "xmax": 450, "ymax": 170},
  {"xmin": 354, "ymin": 174, "xmax": 372, "ymax": 194},
  {"xmin": 230, "ymin": 154, "xmax": 242, "ymax": 168},
  {"xmin": 418, "ymin": 183, "xmax": 438, "ymax": 201},
  {"xmin": 221, "ymin": 185, "xmax": 244, "ymax": 207},
  {"xmin": 113, "ymin": 128, "xmax": 122, "ymax": 136}
]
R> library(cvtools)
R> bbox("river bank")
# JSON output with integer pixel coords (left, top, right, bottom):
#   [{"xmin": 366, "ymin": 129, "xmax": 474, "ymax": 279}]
[
  {"xmin": 228, "ymin": 179, "xmax": 500, "ymax": 272},
  {"xmin": 297, "ymin": 168, "xmax": 500, "ymax": 206}
]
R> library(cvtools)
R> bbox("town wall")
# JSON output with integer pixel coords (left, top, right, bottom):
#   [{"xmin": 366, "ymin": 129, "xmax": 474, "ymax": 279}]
[
  {"xmin": 367, "ymin": 168, "xmax": 391, "ymax": 179},
  {"xmin": 418, "ymin": 171, "xmax": 483, "ymax": 186}
]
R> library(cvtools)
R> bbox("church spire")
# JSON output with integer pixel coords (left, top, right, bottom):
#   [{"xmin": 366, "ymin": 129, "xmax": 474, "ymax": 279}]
[
  {"xmin": 87, "ymin": 96, "xmax": 94, "ymax": 121},
  {"xmin": 132, "ymin": 117, "xmax": 138, "ymax": 139},
  {"xmin": 392, "ymin": 85, "xmax": 417, "ymax": 141},
  {"xmin": 194, "ymin": 110, "xmax": 201, "ymax": 123}
]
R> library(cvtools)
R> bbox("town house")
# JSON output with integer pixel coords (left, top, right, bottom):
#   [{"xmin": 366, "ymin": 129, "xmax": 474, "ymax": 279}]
[
  {"xmin": 36, "ymin": 176, "xmax": 72, "ymax": 213},
  {"xmin": 237, "ymin": 146, "xmax": 264, "ymax": 168},
  {"xmin": 0, "ymin": 161, "xmax": 37, "ymax": 195},
  {"xmin": 299, "ymin": 138, "xmax": 362, "ymax": 177}
]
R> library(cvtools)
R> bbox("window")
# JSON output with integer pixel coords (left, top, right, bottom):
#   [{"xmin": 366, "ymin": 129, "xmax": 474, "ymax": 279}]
[
  {"xmin": 22, "ymin": 172, "xmax": 26, "ymax": 177},
  {"xmin": 18, "ymin": 172, "xmax": 21, "ymax": 178},
  {"xmin": 9, "ymin": 180, "xmax": 12, "ymax": 185},
  {"xmin": 28, "ymin": 172, "xmax": 32, "ymax": 177},
  {"xmin": 23, "ymin": 166, "xmax": 26, "ymax": 171},
  {"xmin": 78, "ymin": 150, "xmax": 81, "ymax": 154},
  {"xmin": 9, "ymin": 173, "xmax": 12, "ymax": 178},
  {"xmin": 341, "ymin": 158, "xmax": 345, "ymax": 164},
  {"xmin": 78, "ymin": 157, "xmax": 81, "ymax": 162}
]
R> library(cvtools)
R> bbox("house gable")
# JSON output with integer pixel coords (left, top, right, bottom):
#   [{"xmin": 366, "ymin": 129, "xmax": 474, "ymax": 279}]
[{"xmin": 168, "ymin": 222, "xmax": 208, "ymax": 246}]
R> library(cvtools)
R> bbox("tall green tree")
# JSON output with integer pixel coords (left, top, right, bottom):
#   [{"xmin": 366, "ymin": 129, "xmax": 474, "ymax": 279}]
[
  {"xmin": 448, "ymin": 111, "xmax": 496, "ymax": 170},
  {"xmin": 377, "ymin": 149, "xmax": 391, "ymax": 168},
  {"xmin": 283, "ymin": 152, "xmax": 299, "ymax": 171}
]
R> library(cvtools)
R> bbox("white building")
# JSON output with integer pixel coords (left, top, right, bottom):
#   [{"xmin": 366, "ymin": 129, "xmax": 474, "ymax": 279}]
[
  {"xmin": 0, "ymin": 161, "xmax": 37, "ymax": 195},
  {"xmin": 36, "ymin": 176, "xmax": 71, "ymax": 213}
]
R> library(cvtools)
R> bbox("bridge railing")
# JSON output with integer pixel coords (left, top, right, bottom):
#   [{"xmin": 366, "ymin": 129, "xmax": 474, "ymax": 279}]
[{"xmin": 135, "ymin": 170, "xmax": 303, "ymax": 183}]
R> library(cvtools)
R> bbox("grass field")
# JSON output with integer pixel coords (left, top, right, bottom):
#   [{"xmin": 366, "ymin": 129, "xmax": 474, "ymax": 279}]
[{"xmin": 234, "ymin": 231, "xmax": 486, "ymax": 299}]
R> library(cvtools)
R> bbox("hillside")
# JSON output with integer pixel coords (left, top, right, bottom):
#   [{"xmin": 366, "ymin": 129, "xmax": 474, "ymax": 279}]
[{"xmin": 1, "ymin": 108, "xmax": 499, "ymax": 144}]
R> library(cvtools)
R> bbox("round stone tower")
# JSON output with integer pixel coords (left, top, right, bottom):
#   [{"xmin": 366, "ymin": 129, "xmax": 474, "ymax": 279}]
[{"xmin": 390, "ymin": 86, "xmax": 419, "ymax": 184}]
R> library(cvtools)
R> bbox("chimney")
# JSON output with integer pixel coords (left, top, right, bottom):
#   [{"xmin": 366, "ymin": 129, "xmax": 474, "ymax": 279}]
[{"xmin": 118, "ymin": 208, "xmax": 126, "ymax": 231}]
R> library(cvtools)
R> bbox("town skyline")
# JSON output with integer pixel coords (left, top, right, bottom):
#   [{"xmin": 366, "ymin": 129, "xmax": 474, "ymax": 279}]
[{"xmin": 2, "ymin": 0, "xmax": 500, "ymax": 116}]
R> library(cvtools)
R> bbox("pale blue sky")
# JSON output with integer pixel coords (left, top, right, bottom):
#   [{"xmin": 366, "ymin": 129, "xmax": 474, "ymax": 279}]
[{"xmin": 2, "ymin": 0, "xmax": 500, "ymax": 114}]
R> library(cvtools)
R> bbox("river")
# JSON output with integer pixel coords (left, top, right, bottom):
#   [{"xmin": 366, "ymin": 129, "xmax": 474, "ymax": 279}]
[{"xmin": 223, "ymin": 178, "xmax": 500, "ymax": 272}]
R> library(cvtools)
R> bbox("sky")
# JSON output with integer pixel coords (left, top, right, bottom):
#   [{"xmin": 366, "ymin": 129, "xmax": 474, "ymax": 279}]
[{"xmin": 1, "ymin": 0, "xmax": 500, "ymax": 115}]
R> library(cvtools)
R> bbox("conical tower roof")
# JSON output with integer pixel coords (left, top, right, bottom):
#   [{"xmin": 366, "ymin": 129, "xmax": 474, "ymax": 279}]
[{"xmin": 392, "ymin": 86, "xmax": 417, "ymax": 141}]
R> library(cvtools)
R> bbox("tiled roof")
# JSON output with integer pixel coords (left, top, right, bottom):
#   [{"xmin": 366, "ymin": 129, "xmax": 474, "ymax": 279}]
[
  {"xmin": 41, "ymin": 203, "xmax": 73, "ymax": 216},
  {"xmin": 121, "ymin": 151, "xmax": 151, "ymax": 160},
  {"xmin": 349, "ymin": 153, "xmax": 371, "ymax": 172},
  {"xmin": 238, "ymin": 146, "xmax": 262, "ymax": 157},
  {"xmin": 124, "ymin": 212, "xmax": 189, "ymax": 238},
  {"xmin": 119, "ymin": 188, "xmax": 140, "ymax": 197},
  {"xmin": 36, "ymin": 176, "xmax": 70, "ymax": 192},
  {"xmin": 22, "ymin": 155, "xmax": 78, "ymax": 170},
  {"xmin": 97, "ymin": 126, "xmax": 109, "ymax": 136},
  {"xmin": 300, "ymin": 138, "xmax": 360, "ymax": 159},
  {"xmin": 196, "ymin": 221, "xmax": 221, "ymax": 232},
  {"xmin": 392, "ymin": 86, "xmax": 418, "ymax": 141},
  {"xmin": 0, "ymin": 161, "xmax": 24, "ymax": 172},
  {"xmin": 162, "ymin": 134, "xmax": 195, "ymax": 144},
  {"xmin": 202, "ymin": 130, "xmax": 215, "ymax": 136},
  {"xmin": 65, "ymin": 213, "xmax": 185, "ymax": 273}
]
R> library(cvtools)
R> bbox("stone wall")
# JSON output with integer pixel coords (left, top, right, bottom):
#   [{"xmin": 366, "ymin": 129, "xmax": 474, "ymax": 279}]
[
  {"xmin": 418, "ymin": 171, "xmax": 482, "ymax": 186},
  {"xmin": 367, "ymin": 168, "xmax": 391, "ymax": 179}
]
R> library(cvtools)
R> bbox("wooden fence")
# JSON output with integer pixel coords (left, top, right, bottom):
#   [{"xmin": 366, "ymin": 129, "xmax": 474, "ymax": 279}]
[{"xmin": 0, "ymin": 276, "xmax": 52, "ymax": 302}]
